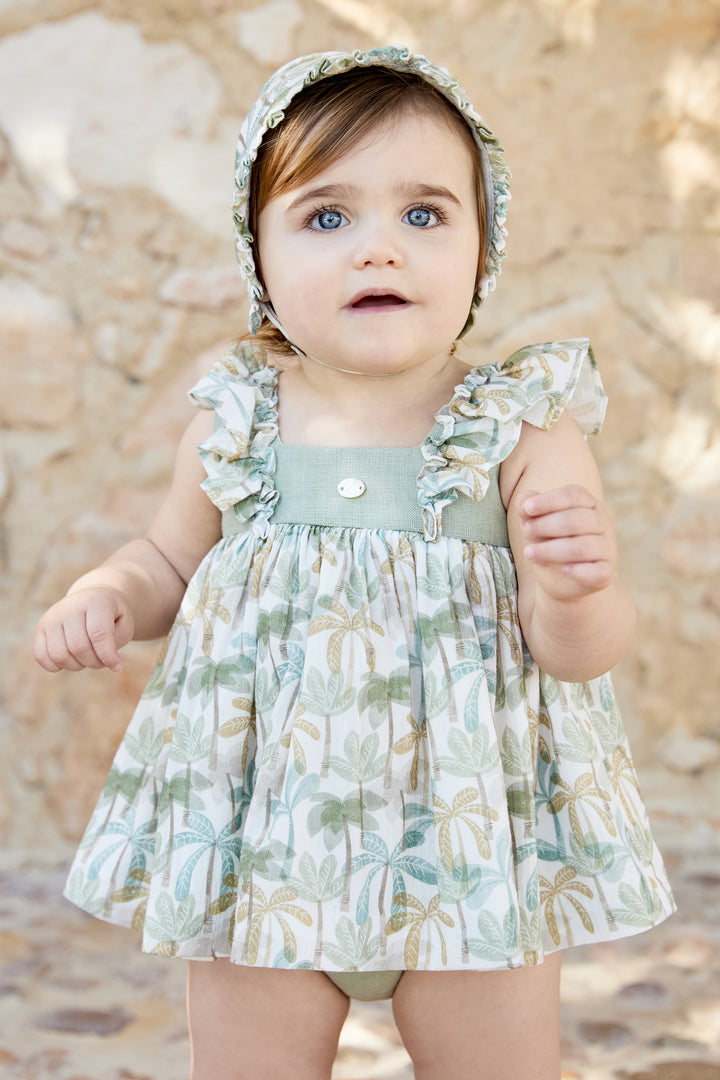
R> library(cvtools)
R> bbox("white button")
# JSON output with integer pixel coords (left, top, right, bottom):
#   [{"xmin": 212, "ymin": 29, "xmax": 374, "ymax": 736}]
[{"xmin": 337, "ymin": 477, "xmax": 366, "ymax": 499}]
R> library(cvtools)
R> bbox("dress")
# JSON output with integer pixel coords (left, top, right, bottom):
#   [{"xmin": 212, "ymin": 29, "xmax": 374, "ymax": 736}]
[{"xmin": 64, "ymin": 337, "xmax": 676, "ymax": 974}]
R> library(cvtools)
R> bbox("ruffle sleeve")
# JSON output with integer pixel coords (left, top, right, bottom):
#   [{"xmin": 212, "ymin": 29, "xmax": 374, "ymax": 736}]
[
  {"xmin": 417, "ymin": 338, "xmax": 606, "ymax": 541},
  {"xmin": 188, "ymin": 344, "xmax": 279, "ymax": 537}
]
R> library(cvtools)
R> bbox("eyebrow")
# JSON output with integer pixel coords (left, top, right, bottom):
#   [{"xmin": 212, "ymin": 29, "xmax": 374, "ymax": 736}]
[{"xmin": 286, "ymin": 181, "xmax": 464, "ymax": 212}]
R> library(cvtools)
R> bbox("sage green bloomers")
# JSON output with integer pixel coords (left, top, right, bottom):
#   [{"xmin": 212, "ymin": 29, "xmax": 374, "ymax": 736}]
[{"xmin": 63, "ymin": 338, "xmax": 675, "ymax": 999}]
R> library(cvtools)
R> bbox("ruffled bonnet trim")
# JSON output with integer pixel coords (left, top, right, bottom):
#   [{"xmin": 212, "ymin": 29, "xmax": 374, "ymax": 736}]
[
  {"xmin": 417, "ymin": 338, "xmax": 606, "ymax": 541},
  {"xmin": 188, "ymin": 343, "xmax": 279, "ymax": 538}
]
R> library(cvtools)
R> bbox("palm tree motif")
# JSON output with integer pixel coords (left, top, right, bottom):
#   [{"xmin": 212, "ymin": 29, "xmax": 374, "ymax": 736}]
[
  {"xmin": 144, "ymin": 891, "xmax": 206, "ymax": 952},
  {"xmin": 393, "ymin": 713, "xmax": 429, "ymax": 792},
  {"xmin": 306, "ymin": 789, "xmax": 387, "ymax": 910},
  {"xmin": 110, "ymin": 866, "xmax": 152, "ymax": 931},
  {"xmin": 386, "ymin": 891, "xmax": 455, "ymax": 968},
  {"xmin": 566, "ymin": 830, "xmax": 617, "ymax": 933},
  {"xmin": 172, "ymin": 809, "xmax": 245, "ymax": 918},
  {"xmin": 536, "ymin": 698, "xmax": 555, "ymax": 771},
  {"xmin": 276, "ymin": 702, "xmax": 320, "ymax": 777},
  {"xmin": 175, "ymin": 567, "xmax": 232, "ymax": 657},
  {"xmin": 310, "ymin": 536, "xmax": 338, "ymax": 576},
  {"xmin": 624, "ymin": 820, "xmax": 657, "ymax": 867},
  {"xmin": 299, "ymin": 669, "xmax": 354, "ymax": 778},
  {"xmin": 417, "ymin": 609, "xmax": 466, "ymax": 665},
  {"xmin": 440, "ymin": 447, "xmax": 494, "ymax": 500},
  {"xmin": 467, "ymin": 907, "xmax": 520, "ymax": 965},
  {"xmin": 288, "ymin": 852, "xmax": 345, "ymax": 968},
  {"xmin": 433, "ymin": 787, "xmax": 499, "ymax": 869},
  {"xmin": 122, "ymin": 716, "xmax": 168, "ymax": 779},
  {"xmin": 248, "ymin": 541, "xmax": 272, "ymax": 598},
  {"xmin": 86, "ymin": 807, "xmax": 156, "ymax": 919},
  {"xmin": 236, "ymin": 842, "xmax": 284, "ymax": 938},
  {"xmin": 464, "ymin": 543, "xmax": 489, "ymax": 606},
  {"xmin": 143, "ymin": 634, "xmax": 187, "ymax": 699},
  {"xmin": 357, "ymin": 668, "xmax": 411, "ymax": 788},
  {"xmin": 89, "ymin": 764, "xmax": 148, "ymax": 844},
  {"xmin": 433, "ymin": 723, "xmax": 501, "ymax": 814},
  {"xmin": 65, "ymin": 868, "xmax": 105, "ymax": 916},
  {"xmin": 218, "ymin": 695, "xmax": 256, "ymax": 777},
  {"xmin": 494, "ymin": 654, "xmax": 528, "ymax": 712},
  {"xmin": 156, "ymin": 767, "xmax": 211, "ymax": 880},
  {"xmin": 256, "ymin": 605, "xmax": 302, "ymax": 653},
  {"xmin": 607, "ymin": 745, "xmax": 642, "ymax": 823},
  {"xmin": 502, "ymin": 715, "xmax": 541, "ymax": 858},
  {"xmin": 433, "ymin": 860, "xmax": 473, "ymax": 962},
  {"xmin": 590, "ymin": 688, "xmax": 626, "ymax": 756},
  {"xmin": 379, "ymin": 534, "xmax": 417, "ymax": 615},
  {"xmin": 494, "ymin": 592, "xmax": 524, "ymax": 667},
  {"xmin": 208, "ymin": 872, "xmax": 240, "ymax": 949},
  {"xmin": 539, "ymin": 866, "xmax": 594, "ymax": 947},
  {"xmin": 253, "ymin": 667, "xmax": 281, "ymax": 752},
  {"xmin": 236, "ymin": 881, "xmax": 313, "ymax": 966},
  {"xmin": 328, "ymin": 730, "xmax": 388, "ymax": 840},
  {"xmin": 186, "ymin": 654, "xmax": 255, "ymax": 771},
  {"xmin": 322, "ymin": 914, "xmax": 382, "ymax": 970},
  {"xmin": 548, "ymin": 771, "xmax": 617, "ymax": 843},
  {"xmin": 352, "ymin": 828, "xmax": 437, "ymax": 956},
  {"xmin": 253, "ymin": 767, "xmax": 320, "ymax": 878},
  {"xmin": 449, "ymin": 383, "xmax": 516, "ymax": 419},
  {"xmin": 443, "ymin": 640, "xmax": 493, "ymax": 732},
  {"xmin": 265, "ymin": 550, "xmax": 311, "ymax": 604},
  {"xmin": 611, "ymin": 877, "xmax": 664, "ymax": 929},
  {"xmin": 169, "ymin": 713, "xmax": 213, "ymax": 826},
  {"xmin": 308, "ymin": 595, "xmax": 384, "ymax": 682},
  {"xmin": 554, "ymin": 710, "xmax": 610, "ymax": 798}
]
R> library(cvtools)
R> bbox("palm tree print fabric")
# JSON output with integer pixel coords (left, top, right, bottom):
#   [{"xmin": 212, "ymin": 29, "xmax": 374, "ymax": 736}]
[{"xmin": 64, "ymin": 338, "xmax": 675, "ymax": 972}]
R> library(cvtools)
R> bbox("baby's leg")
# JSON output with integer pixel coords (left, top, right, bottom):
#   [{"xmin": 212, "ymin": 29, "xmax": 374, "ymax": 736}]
[
  {"xmin": 391, "ymin": 952, "xmax": 562, "ymax": 1080},
  {"xmin": 187, "ymin": 960, "xmax": 351, "ymax": 1080}
]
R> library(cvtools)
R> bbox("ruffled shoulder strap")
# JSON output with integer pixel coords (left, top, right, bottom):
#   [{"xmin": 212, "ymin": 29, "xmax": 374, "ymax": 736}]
[
  {"xmin": 417, "ymin": 338, "xmax": 605, "ymax": 541},
  {"xmin": 188, "ymin": 342, "xmax": 279, "ymax": 535}
]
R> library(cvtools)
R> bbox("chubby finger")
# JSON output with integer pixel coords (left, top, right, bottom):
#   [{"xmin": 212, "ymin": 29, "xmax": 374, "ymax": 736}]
[
  {"xmin": 33, "ymin": 627, "xmax": 63, "ymax": 673},
  {"xmin": 41, "ymin": 620, "xmax": 86, "ymax": 672},
  {"xmin": 523, "ymin": 485, "xmax": 599, "ymax": 519},
  {"xmin": 85, "ymin": 606, "xmax": 124, "ymax": 672},
  {"xmin": 63, "ymin": 610, "xmax": 108, "ymax": 670},
  {"xmin": 524, "ymin": 534, "xmax": 611, "ymax": 566},
  {"xmin": 522, "ymin": 506, "xmax": 605, "ymax": 542},
  {"xmin": 559, "ymin": 559, "xmax": 615, "ymax": 593}
]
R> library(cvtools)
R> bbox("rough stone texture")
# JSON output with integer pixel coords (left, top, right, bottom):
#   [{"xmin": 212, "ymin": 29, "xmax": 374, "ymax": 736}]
[{"xmin": 0, "ymin": 3, "xmax": 718, "ymax": 878}]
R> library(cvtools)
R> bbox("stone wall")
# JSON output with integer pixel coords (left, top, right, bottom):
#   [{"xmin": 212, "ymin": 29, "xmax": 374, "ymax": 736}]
[{"xmin": 2, "ymin": 0, "xmax": 719, "ymax": 856}]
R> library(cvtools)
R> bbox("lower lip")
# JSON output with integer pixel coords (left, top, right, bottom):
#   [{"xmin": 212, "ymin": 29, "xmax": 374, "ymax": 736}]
[{"xmin": 345, "ymin": 300, "xmax": 413, "ymax": 314}]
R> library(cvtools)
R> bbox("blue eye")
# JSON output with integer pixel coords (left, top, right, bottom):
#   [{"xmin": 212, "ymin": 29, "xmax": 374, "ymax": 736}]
[
  {"xmin": 404, "ymin": 207, "xmax": 438, "ymax": 227},
  {"xmin": 311, "ymin": 209, "xmax": 346, "ymax": 230}
]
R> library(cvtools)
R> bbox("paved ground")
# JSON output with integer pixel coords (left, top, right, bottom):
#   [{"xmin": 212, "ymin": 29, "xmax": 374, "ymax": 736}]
[{"xmin": 1, "ymin": 787, "xmax": 718, "ymax": 1080}]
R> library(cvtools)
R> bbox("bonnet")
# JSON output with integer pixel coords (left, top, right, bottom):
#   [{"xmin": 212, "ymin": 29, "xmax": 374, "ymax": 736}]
[{"xmin": 233, "ymin": 46, "xmax": 511, "ymax": 340}]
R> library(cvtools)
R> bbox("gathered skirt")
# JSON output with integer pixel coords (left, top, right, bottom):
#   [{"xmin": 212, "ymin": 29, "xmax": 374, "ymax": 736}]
[{"xmin": 65, "ymin": 522, "xmax": 675, "ymax": 972}]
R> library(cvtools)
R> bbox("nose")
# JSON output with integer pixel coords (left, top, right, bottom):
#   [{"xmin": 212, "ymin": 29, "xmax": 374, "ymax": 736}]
[{"xmin": 351, "ymin": 218, "xmax": 404, "ymax": 269}]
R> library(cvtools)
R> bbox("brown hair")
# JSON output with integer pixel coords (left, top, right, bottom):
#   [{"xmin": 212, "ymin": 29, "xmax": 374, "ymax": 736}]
[{"xmin": 239, "ymin": 66, "xmax": 486, "ymax": 359}]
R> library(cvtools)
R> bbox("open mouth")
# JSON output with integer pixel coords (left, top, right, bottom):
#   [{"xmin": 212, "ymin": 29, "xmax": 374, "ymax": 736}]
[{"xmin": 350, "ymin": 293, "xmax": 409, "ymax": 309}]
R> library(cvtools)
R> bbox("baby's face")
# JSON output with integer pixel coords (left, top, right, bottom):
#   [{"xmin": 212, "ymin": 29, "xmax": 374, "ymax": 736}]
[{"xmin": 257, "ymin": 111, "xmax": 480, "ymax": 376}]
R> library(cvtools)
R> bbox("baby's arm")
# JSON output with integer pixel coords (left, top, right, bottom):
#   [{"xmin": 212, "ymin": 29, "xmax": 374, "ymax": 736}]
[
  {"xmin": 501, "ymin": 412, "xmax": 636, "ymax": 682},
  {"xmin": 34, "ymin": 411, "xmax": 221, "ymax": 673}
]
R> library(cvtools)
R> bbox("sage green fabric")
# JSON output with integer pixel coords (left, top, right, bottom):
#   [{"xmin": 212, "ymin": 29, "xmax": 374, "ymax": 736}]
[
  {"xmin": 221, "ymin": 444, "xmax": 509, "ymax": 545},
  {"xmin": 325, "ymin": 970, "xmax": 404, "ymax": 1001}
]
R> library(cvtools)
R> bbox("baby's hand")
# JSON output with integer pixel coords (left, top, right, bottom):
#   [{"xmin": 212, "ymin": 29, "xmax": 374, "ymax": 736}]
[
  {"xmin": 520, "ymin": 485, "xmax": 617, "ymax": 602},
  {"xmin": 34, "ymin": 587, "xmax": 134, "ymax": 673}
]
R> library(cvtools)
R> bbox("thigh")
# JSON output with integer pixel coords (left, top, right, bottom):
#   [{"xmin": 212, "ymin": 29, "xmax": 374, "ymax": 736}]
[
  {"xmin": 187, "ymin": 961, "xmax": 351, "ymax": 1080},
  {"xmin": 391, "ymin": 953, "xmax": 562, "ymax": 1080}
]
